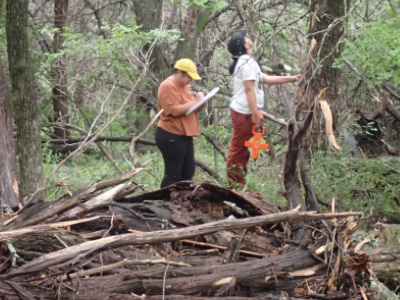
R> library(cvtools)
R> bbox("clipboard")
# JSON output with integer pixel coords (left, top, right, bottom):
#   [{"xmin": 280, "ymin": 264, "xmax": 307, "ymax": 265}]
[{"xmin": 185, "ymin": 87, "xmax": 220, "ymax": 115}]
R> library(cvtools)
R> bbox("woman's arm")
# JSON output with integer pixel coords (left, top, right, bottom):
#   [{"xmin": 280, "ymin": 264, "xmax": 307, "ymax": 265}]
[
  {"xmin": 244, "ymin": 80, "xmax": 263, "ymax": 128},
  {"xmin": 262, "ymin": 73, "xmax": 301, "ymax": 85},
  {"xmin": 168, "ymin": 92, "xmax": 205, "ymax": 117}
]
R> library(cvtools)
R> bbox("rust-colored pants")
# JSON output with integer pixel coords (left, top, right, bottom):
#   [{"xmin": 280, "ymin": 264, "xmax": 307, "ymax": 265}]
[{"xmin": 226, "ymin": 109, "xmax": 254, "ymax": 188}]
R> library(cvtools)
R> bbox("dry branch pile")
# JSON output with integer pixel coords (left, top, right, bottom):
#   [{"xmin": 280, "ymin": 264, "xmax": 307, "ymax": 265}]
[{"xmin": 0, "ymin": 172, "xmax": 399, "ymax": 300}]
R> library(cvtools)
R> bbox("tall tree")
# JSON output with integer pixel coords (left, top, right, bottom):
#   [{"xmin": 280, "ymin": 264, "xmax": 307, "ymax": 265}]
[
  {"xmin": 6, "ymin": 0, "xmax": 44, "ymax": 203},
  {"xmin": 131, "ymin": 0, "xmax": 166, "ymax": 141},
  {"xmin": 297, "ymin": 0, "xmax": 350, "ymax": 153},
  {"xmin": 133, "ymin": 0, "xmax": 168, "ymax": 80},
  {"xmin": 52, "ymin": 0, "xmax": 70, "ymax": 140},
  {"xmin": 0, "ymin": 58, "xmax": 20, "ymax": 210}
]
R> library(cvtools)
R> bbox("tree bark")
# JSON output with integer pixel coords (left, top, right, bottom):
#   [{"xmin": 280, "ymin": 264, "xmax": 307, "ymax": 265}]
[
  {"xmin": 6, "ymin": 0, "xmax": 44, "ymax": 202},
  {"xmin": 52, "ymin": 0, "xmax": 70, "ymax": 140},
  {"xmin": 174, "ymin": 3, "xmax": 212, "ymax": 61},
  {"xmin": 0, "ymin": 59, "xmax": 20, "ymax": 210},
  {"xmin": 56, "ymin": 249, "xmax": 317, "ymax": 296}
]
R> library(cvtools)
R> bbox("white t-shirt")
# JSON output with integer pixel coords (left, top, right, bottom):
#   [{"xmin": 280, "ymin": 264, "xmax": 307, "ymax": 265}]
[{"xmin": 230, "ymin": 55, "xmax": 264, "ymax": 114}]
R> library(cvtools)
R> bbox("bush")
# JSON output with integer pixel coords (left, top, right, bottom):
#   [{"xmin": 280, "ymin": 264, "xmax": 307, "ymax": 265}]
[{"xmin": 310, "ymin": 146, "xmax": 400, "ymax": 221}]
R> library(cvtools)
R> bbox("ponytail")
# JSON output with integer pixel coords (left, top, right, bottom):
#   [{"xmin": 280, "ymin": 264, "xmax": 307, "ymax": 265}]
[{"xmin": 228, "ymin": 57, "xmax": 239, "ymax": 75}]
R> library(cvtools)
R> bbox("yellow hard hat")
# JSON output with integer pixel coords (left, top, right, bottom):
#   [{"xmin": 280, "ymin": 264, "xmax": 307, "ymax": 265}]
[{"xmin": 174, "ymin": 58, "xmax": 201, "ymax": 80}]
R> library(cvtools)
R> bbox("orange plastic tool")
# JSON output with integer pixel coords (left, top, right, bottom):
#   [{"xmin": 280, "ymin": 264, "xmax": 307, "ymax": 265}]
[{"xmin": 244, "ymin": 126, "xmax": 269, "ymax": 159}]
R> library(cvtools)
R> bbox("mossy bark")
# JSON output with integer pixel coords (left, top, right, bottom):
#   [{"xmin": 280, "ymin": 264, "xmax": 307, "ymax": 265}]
[{"xmin": 6, "ymin": 0, "xmax": 44, "ymax": 203}]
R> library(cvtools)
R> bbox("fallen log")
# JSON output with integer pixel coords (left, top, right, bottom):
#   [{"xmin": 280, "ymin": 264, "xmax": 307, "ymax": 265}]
[
  {"xmin": 1, "ymin": 209, "xmax": 361, "ymax": 280},
  {"xmin": 54, "ymin": 248, "xmax": 316, "ymax": 296}
]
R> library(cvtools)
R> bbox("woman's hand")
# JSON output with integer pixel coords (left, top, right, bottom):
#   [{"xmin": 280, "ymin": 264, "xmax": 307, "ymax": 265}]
[
  {"xmin": 251, "ymin": 112, "xmax": 263, "ymax": 129},
  {"xmin": 195, "ymin": 91, "xmax": 205, "ymax": 102},
  {"xmin": 194, "ymin": 91, "xmax": 206, "ymax": 110},
  {"xmin": 168, "ymin": 92, "xmax": 205, "ymax": 116},
  {"xmin": 292, "ymin": 74, "xmax": 302, "ymax": 82},
  {"xmin": 262, "ymin": 73, "xmax": 302, "ymax": 84}
]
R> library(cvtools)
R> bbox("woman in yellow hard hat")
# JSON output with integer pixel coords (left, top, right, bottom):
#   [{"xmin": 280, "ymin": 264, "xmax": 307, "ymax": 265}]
[{"xmin": 155, "ymin": 58, "xmax": 205, "ymax": 188}]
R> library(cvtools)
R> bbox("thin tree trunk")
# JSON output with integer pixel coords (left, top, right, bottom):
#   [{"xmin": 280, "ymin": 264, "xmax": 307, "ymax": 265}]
[
  {"xmin": 6, "ymin": 0, "xmax": 44, "ymax": 203},
  {"xmin": 131, "ymin": 0, "xmax": 167, "ymax": 152},
  {"xmin": 52, "ymin": 0, "xmax": 70, "ymax": 140}
]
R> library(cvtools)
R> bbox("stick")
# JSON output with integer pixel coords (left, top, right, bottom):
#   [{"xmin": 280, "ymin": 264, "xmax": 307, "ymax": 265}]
[
  {"xmin": 59, "ymin": 258, "xmax": 191, "ymax": 281},
  {"xmin": 180, "ymin": 239, "xmax": 265, "ymax": 258},
  {"xmin": 0, "ymin": 216, "xmax": 100, "ymax": 241}
]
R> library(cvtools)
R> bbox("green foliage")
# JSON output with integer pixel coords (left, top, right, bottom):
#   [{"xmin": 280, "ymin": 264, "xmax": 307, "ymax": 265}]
[
  {"xmin": 37, "ymin": 24, "xmax": 181, "ymax": 80},
  {"xmin": 202, "ymin": 124, "xmax": 231, "ymax": 145},
  {"xmin": 30, "ymin": 22, "xmax": 181, "ymax": 136},
  {"xmin": 168, "ymin": 0, "xmax": 228, "ymax": 10},
  {"xmin": 335, "ymin": 16, "xmax": 400, "ymax": 86},
  {"xmin": 310, "ymin": 147, "xmax": 400, "ymax": 220}
]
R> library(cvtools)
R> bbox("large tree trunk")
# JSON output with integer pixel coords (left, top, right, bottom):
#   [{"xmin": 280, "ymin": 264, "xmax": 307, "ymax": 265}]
[
  {"xmin": 52, "ymin": 0, "xmax": 70, "ymax": 140},
  {"xmin": 6, "ymin": 0, "xmax": 44, "ymax": 203},
  {"xmin": 0, "ymin": 59, "xmax": 20, "ymax": 210},
  {"xmin": 133, "ymin": 0, "xmax": 168, "ymax": 80},
  {"xmin": 297, "ymin": 0, "xmax": 349, "ymax": 153},
  {"xmin": 173, "ymin": 4, "xmax": 212, "ymax": 61},
  {"xmin": 131, "ymin": 0, "xmax": 166, "ymax": 152}
]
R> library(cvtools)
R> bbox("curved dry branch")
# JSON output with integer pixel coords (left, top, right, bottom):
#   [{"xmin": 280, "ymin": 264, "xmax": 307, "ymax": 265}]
[
  {"xmin": 129, "ymin": 109, "xmax": 164, "ymax": 159},
  {"xmin": 45, "ymin": 71, "xmax": 146, "ymax": 183}
]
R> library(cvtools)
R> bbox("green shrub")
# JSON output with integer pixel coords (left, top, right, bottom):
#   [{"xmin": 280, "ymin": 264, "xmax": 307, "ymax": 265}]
[{"xmin": 310, "ymin": 147, "xmax": 400, "ymax": 220}]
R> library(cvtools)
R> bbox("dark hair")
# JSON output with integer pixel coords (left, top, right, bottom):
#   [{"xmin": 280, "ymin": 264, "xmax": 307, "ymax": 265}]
[{"xmin": 227, "ymin": 30, "xmax": 247, "ymax": 75}]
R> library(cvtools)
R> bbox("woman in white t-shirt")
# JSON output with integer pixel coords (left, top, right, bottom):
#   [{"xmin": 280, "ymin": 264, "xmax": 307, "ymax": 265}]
[{"xmin": 226, "ymin": 30, "xmax": 301, "ymax": 189}]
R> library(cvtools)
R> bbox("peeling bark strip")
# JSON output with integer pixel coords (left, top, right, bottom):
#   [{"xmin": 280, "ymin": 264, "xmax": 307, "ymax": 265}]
[
  {"xmin": 1, "ymin": 209, "xmax": 361, "ymax": 279},
  {"xmin": 320, "ymin": 100, "xmax": 340, "ymax": 150}
]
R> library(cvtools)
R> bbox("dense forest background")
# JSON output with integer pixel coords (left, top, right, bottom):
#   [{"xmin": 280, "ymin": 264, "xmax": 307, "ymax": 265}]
[{"xmin": 1, "ymin": 0, "xmax": 400, "ymax": 219}]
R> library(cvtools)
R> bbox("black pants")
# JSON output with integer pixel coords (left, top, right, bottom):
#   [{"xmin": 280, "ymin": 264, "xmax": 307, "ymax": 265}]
[{"xmin": 155, "ymin": 127, "xmax": 195, "ymax": 188}]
